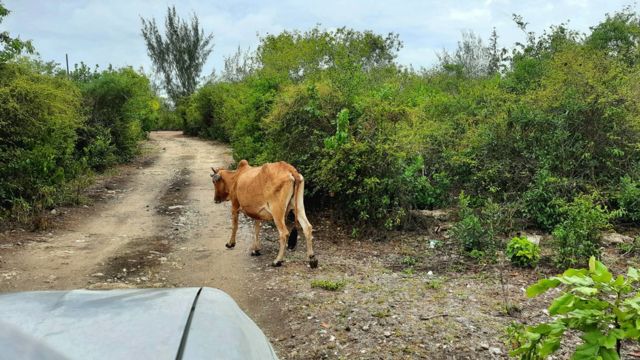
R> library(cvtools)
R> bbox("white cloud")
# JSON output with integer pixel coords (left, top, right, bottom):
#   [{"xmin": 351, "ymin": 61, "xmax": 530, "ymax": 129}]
[{"xmin": 449, "ymin": 8, "xmax": 492, "ymax": 22}]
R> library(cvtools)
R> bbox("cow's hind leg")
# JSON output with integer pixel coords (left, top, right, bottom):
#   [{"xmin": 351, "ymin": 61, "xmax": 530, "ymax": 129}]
[
  {"xmin": 286, "ymin": 210, "xmax": 298, "ymax": 250},
  {"xmin": 271, "ymin": 185, "xmax": 294, "ymax": 267},
  {"xmin": 272, "ymin": 214, "xmax": 288, "ymax": 267},
  {"xmin": 295, "ymin": 177, "xmax": 317, "ymax": 268},
  {"xmin": 251, "ymin": 220, "xmax": 262, "ymax": 256}
]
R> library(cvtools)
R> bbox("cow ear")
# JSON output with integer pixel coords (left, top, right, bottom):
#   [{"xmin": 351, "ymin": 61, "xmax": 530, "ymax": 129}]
[{"xmin": 212, "ymin": 174, "xmax": 222, "ymax": 182}]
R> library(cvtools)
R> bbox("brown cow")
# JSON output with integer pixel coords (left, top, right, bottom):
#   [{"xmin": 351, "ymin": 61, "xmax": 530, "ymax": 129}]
[{"xmin": 210, "ymin": 160, "xmax": 318, "ymax": 268}]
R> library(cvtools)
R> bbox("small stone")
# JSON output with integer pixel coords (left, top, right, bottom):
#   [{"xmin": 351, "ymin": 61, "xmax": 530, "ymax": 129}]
[
  {"xmin": 383, "ymin": 331, "xmax": 391, "ymax": 337},
  {"xmin": 489, "ymin": 347, "xmax": 502, "ymax": 355},
  {"xmin": 50, "ymin": 209, "xmax": 57, "ymax": 215},
  {"xmin": 479, "ymin": 343, "xmax": 489, "ymax": 350},
  {"xmin": 602, "ymin": 232, "xmax": 633, "ymax": 245},
  {"xmin": 91, "ymin": 272, "xmax": 104, "ymax": 277},
  {"xmin": 361, "ymin": 324, "xmax": 370, "ymax": 331}
]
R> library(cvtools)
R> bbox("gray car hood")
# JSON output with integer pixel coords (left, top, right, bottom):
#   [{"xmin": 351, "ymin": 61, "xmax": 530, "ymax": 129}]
[{"xmin": 0, "ymin": 287, "xmax": 278, "ymax": 360}]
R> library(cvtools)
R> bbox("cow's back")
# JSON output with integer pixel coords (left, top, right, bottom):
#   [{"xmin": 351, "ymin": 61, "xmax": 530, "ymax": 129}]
[{"xmin": 233, "ymin": 162, "xmax": 299, "ymax": 216}]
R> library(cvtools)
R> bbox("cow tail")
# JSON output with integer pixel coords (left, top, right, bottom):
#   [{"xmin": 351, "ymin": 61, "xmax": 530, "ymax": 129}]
[{"xmin": 287, "ymin": 174, "xmax": 302, "ymax": 250}]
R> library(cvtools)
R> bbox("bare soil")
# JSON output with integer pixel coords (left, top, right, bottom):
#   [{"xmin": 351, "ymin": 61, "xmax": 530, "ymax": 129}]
[{"xmin": 2, "ymin": 131, "xmax": 640, "ymax": 359}]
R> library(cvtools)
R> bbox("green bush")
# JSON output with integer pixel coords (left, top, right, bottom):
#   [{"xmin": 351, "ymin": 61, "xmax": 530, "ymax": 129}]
[
  {"xmin": 552, "ymin": 195, "xmax": 612, "ymax": 268},
  {"xmin": 154, "ymin": 101, "xmax": 183, "ymax": 130},
  {"xmin": 0, "ymin": 62, "xmax": 83, "ymax": 217},
  {"xmin": 76, "ymin": 125, "xmax": 117, "ymax": 172},
  {"xmin": 451, "ymin": 192, "xmax": 494, "ymax": 256},
  {"xmin": 510, "ymin": 257, "xmax": 640, "ymax": 359},
  {"xmin": 80, "ymin": 67, "xmax": 157, "ymax": 162},
  {"xmin": 616, "ymin": 175, "xmax": 640, "ymax": 222},
  {"xmin": 522, "ymin": 170, "xmax": 573, "ymax": 231},
  {"xmin": 261, "ymin": 82, "xmax": 343, "ymax": 179},
  {"xmin": 184, "ymin": 82, "xmax": 245, "ymax": 141},
  {"xmin": 506, "ymin": 236, "xmax": 540, "ymax": 268},
  {"xmin": 0, "ymin": 58, "xmax": 159, "ymax": 225}
]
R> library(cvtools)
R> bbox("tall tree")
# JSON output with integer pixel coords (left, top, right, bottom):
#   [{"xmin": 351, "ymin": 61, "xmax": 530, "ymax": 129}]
[
  {"xmin": 140, "ymin": 6, "xmax": 213, "ymax": 104},
  {"xmin": 0, "ymin": 2, "xmax": 34, "ymax": 63},
  {"xmin": 220, "ymin": 46, "xmax": 256, "ymax": 83},
  {"xmin": 437, "ymin": 31, "xmax": 491, "ymax": 78}
]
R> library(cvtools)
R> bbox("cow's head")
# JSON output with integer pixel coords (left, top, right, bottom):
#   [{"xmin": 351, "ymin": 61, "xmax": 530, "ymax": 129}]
[{"xmin": 210, "ymin": 167, "xmax": 229, "ymax": 203}]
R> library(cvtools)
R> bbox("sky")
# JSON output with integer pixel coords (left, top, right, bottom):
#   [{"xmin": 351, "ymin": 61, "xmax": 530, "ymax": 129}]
[{"xmin": 1, "ymin": 0, "xmax": 636, "ymax": 76}]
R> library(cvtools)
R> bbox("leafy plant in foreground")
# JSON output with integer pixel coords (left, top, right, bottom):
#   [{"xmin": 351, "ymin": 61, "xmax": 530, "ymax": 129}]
[
  {"xmin": 506, "ymin": 236, "xmax": 540, "ymax": 268},
  {"xmin": 509, "ymin": 257, "xmax": 640, "ymax": 359}
]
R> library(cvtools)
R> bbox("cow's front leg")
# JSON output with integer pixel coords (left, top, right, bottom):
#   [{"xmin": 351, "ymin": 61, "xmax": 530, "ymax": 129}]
[
  {"xmin": 250, "ymin": 220, "xmax": 262, "ymax": 256},
  {"xmin": 272, "ymin": 217, "xmax": 288, "ymax": 267},
  {"xmin": 226, "ymin": 207, "xmax": 239, "ymax": 249}
]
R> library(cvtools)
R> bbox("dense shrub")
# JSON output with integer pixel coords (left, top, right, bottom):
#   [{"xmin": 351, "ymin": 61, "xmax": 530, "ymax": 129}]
[
  {"xmin": 506, "ymin": 236, "xmax": 540, "ymax": 268},
  {"xmin": 183, "ymin": 82, "xmax": 246, "ymax": 141},
  {"xmin": 80, "ymin": 67, "xmax": 158, "ymax": 162},
  {"xmin": 616, "ymin": 175, "xmax": 640, "ymax": 222},
  {"xmin": 153, "ymin": 101, "xmax": 183, "ymax": 130},
  {"xmin": 0, "ymin": 62, "xmax": 83, "ymax": 218},
  {"xmin": 522, "ymin": 170, "xmax": 573, "ymax": 231},
  {"xmin": 0, "ymin": 58, "xmax": 159, "ymax": 225},
  {"xmin": 552, "ymin": 195, "xmax": 612, "ymax": 268},
  {"xmin": 451, "ymin": 193, "xmax": 496, "ymax": 257},
  {"xmin": 261, "ymin": 82, "xmax": 342, "ymax": 175}
]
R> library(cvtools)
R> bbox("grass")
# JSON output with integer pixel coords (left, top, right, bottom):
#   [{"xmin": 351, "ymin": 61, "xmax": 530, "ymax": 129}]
[
  {"xmin": 311, "ymin": 279, "xmax": 346, "ymax": 291},
  {"xmin": 424, "ymin": 278, "xmax": 444, "ymax": 290}
]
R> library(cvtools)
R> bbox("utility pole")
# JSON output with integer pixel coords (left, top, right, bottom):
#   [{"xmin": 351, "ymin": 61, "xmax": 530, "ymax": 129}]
[{"xmin": 65, "ymin": 53, "xmax": 69, "ymax": 77}]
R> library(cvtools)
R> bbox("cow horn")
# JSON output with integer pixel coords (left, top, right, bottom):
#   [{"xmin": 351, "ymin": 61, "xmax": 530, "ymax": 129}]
[{"xmin": 211, "ymin": 167, "xmax": 218, "ymax": 174}]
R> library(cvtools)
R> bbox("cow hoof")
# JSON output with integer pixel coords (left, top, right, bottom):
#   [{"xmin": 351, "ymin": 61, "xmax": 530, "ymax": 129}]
[
  {"xmin": 250, "ymin": 250, "xmax": 261, "ymax": 256},
  {"xmin": 272, "ymin": 260, "xmax": 283, "ymax": 267},
  {"xmin": 309, "ymin": 256, "xmax": 318, "ymax": 269},
  {"xmin": 225, "ymin": 243, "xmax": 235, "ymax": 249}
]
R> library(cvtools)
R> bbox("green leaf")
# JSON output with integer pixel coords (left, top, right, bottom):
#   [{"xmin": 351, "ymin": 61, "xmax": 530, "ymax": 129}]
[
  {"xmin": 549, "ymin": 293, "xmax": 576, "ymax": 315},
  {"xmin": 601, "ymin": 332, "xmax": 618, "ymax": 349},
  {"xmin": 573, "ymin": 287, "xmax": 598, "ymax": 296},
  {"xmin": 559, "ymin": 275, "xmax": 595, "ymax": 286},
  {"xmin": 628, "ymin": 267, "xmax": 640, "ymax": 282},
  {"xmin": 599, "ymin": 347, "xmax": 620, "ymax": 360},
  {"xmin": 590, "ymin": 257, "xmax": 613, "ymax": 283},
  {"xmin": 527, "ymin": 278, "xmax": 561, "ymax": 297},
  {"xmin": 612, "ymin": 275, "xmax": 625, "ymax": 288},
  {"xmin": 539, "ymin": 335, "xmax": 562, "ymax": 357},
  {"xmin": 572, "ymin": 342, "xmax": 600, "ymax": 359},
  {"xmin": 564, "ymin": 268, "xmax": 589, "ymax": 277},
  {"xmin": 589, "ymin": 256, "xmax": 597, "ymax": 272},
  {"xmin": 583, "ymin": 330, "xmax": 603, "ymax": 344}
]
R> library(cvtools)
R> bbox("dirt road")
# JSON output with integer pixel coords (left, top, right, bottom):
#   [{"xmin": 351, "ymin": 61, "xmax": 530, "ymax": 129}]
[{"xmin": 0, "ymin": 131, "xmax": 286, "ymax": 336}]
